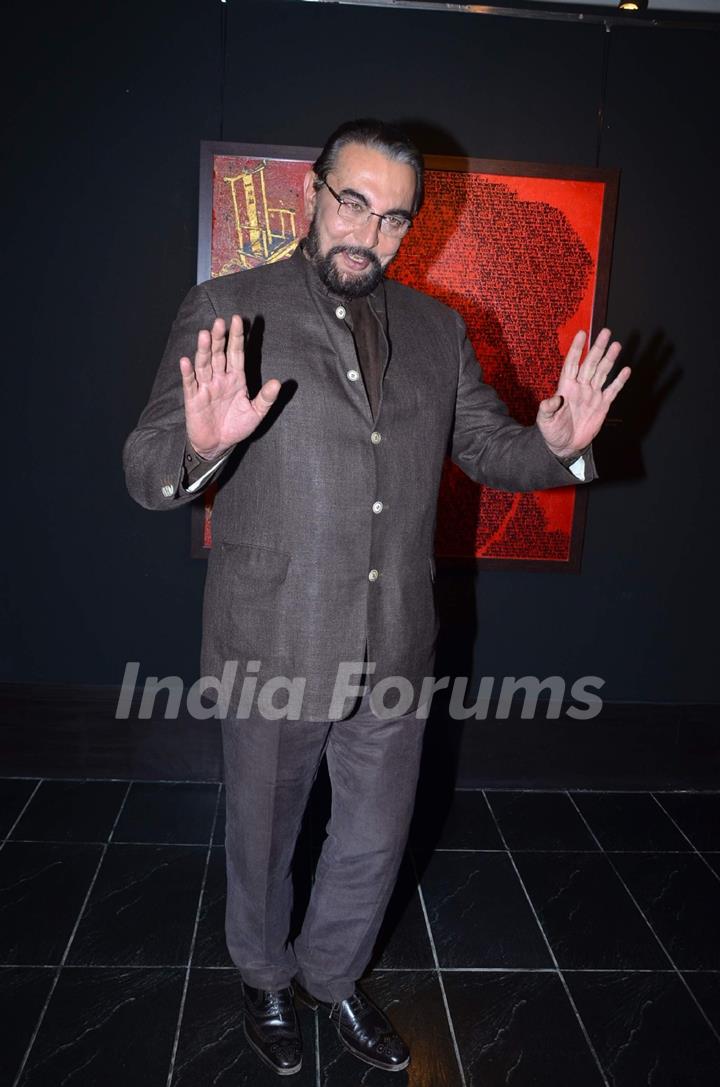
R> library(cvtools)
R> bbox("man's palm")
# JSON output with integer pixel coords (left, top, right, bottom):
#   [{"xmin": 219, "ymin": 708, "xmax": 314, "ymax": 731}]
[
  {"xmin": 537, "ymin": 328, "xmax": 631, "ymax": 459},
  {"xmin": 180, "ymin": 314, "xmax": 280, "ymax": 460}
]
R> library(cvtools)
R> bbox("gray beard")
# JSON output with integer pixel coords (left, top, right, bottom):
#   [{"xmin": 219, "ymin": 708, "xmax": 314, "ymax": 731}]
[{"xmin": 305, "ymin": 218, "xmax": 384, "ymax": 299}]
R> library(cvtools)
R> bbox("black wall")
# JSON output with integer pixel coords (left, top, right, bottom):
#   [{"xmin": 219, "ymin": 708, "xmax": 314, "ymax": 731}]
[{"xmin": 4, "ymin": 0, "xmax": 719, "ymax": 703}]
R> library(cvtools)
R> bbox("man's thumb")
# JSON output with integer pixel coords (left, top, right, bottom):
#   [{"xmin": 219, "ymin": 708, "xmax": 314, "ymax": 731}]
[{"xmin": 538, "ymin": 394, "xmax": 563, "ymax": 417}]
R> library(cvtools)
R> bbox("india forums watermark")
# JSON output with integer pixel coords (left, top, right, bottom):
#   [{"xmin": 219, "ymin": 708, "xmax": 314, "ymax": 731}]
[{"xmin": 116, "ymin": 661, "xmax": 605, "ymax": 721}]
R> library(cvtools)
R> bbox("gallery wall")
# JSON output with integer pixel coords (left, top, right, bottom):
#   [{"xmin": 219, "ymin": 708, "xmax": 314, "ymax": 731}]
[{"xmin": 3, "ymin": 0, "xmax": 719, "ymax": 704}]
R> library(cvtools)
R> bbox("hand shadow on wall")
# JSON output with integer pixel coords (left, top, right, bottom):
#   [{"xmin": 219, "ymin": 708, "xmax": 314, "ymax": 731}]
[{"xmin": 592, "ymin": 328, "xmax": 681, "ymax": 484}]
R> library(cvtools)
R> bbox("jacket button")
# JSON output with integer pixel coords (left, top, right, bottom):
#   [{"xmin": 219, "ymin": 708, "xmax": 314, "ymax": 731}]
[
  {"xmin": 372, "ymin": 501, "xmax": 383, "ymax": 514},
  {"xmin": 335, "ymin": 305, "xmax": 346, "ymax": 319},
  {"xmin": 346, "ymin": 369, "xmax": 359, "ymax": 382},
  {"xmin": 370, "ymin": 431, "xmax": 382, "ymax": 444},
  {"xmin": 368, "ymin": 568, "xmax": 379, "ymax": 582}
]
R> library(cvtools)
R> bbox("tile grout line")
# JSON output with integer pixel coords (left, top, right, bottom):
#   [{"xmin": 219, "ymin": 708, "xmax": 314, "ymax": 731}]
[
  {"xmin": 0, "ymin": 775, "xmax": 224, "ymax": 785},
  {"xmin": 4, "ymin": 778, "xmax": 719, "ymax": 792},
  {"xmin": 481, "ymin": 790, "xmax": 611, "ymax": 1087},
  {"xmin": 11, "ymin": 780, "xmax": 134, "ymax": 1087},
  {"xmin": 432, "ymin": 847, "xmax": 711, "ymax": 855},
  {"xmin": 565, "ymin": 790, "xmax": 720, "ymax": 1048},
  {"xmin": 649, "ymin": 793, "xmax": 720, "ymax": 885},
  {"xmin": 6, "ymin": 837, "xmax": 719, "ymax": 855},
  {"xmin": 165, "ymin": 782, "xmax": 223, "ymax": 1087},
  {"xmin": 409, "ymin": 847, "xmax": 467, "ymax": 1087},
  {"xmin": 7, "ymin": 838, "xmax": 225, "ymax": 848},
  {"xmin": 1, "ymin": 779, "xmax": 43, "ymax": 855},
  {"xmin": 7, "ymin": 963, "xmax": 718, "ymax": 973},
  {"xmin": 456, "ymin": 787, "xmax": 720, "ymax": 794}
]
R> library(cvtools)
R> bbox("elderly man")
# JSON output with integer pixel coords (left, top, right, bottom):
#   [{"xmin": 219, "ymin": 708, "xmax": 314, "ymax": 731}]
[{"xmin": 124, "ymin": 119, "xmax": 629, "ymax": 1076}]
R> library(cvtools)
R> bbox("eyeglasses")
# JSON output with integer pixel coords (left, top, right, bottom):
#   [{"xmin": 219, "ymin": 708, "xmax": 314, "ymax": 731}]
[{"xmin": 319, "ymin": 179, "xmax": 413, "ymax": 238}]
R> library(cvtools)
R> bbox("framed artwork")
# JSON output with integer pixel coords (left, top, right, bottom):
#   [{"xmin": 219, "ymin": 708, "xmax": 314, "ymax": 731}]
[{"xmin": 191, "ymin": 141, "xmax": 619, "ymax": 569}]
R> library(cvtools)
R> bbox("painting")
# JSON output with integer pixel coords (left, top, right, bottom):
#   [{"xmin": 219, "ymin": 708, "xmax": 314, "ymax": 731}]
[{"xmin": 192, "ymin": 141, "xmax": 618, "ymax": 569}]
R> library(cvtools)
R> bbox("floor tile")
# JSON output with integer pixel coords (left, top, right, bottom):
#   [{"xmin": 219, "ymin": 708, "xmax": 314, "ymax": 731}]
[
  {"xmin": 0, "ymin": 779, "xmax": 38, "ymax": 838},
  {"xmin": 9, "ymin": 780, "xmax": 127, "ymax": 843},
  {"xmin": 565, "ymin": 970, "xmax": 720, "ymax": 1086},
  {"xmin": 0, "ymin": 842, "xmax": 102, "ymax": 965},
  {"xmin": 0, "ymin": 966, "xmax": 55, "ymax": 1085},
  {"xmin": 513, "ymin": 851, "xmax": 668, "ymax": 969},
  {"xmin": 611, "ymin": 852, "xmax": 720, "ymax": 969},
  {"xmin": 418, "ymin": 851, "xmax": 552, "ymax": 968},
  {"xmin": 653, "ymin": 793, "xmax": 720, "ymax": 850},
  {"xmin": 316, "ymin": 970, "xmax": 462, "ymax": 1086},
  {"xmin": 112, "ymin": 782, "xmax": 219, "ymax": 844},
  {"xmin": 704, "ymin": 852, "xmax": 720, "ymax": 879},
  {"xmin": 682, "ymin": 971, "xmax": 720, "ymax": 1037},
  {"xmin": 171, "ymin": 967, "xmax": 317, "ymax": 1085},
  {"xmin": 571, "ymin": 791, "xmax": 693, "ymax": 851},
  {"xmin": 443, "ymin": 970, "xmax": 605, "ymax": 1086},
  {"xmin": 412, "ymin": 789, "xmax": 504, "ymax": 852},
  {"xmin": 370, "ymin": 853, "xmax": 434, "ymax": 970},
  {"xmin": 66, "ymin": 843, "xmax": 207, "ymax": 966},
  {"xmin": 487, "ymin": 791, "xmax": 599, "ymax": 850},
  {"xmin": 16, "ymin": 967, "xmax": 184, "ymax": 1086}
]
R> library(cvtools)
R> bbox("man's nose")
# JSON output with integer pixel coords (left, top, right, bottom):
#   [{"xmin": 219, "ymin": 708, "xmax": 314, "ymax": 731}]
[{"xmin": 354, "ymin": 213, "xmax": 381, "ymax": 248}]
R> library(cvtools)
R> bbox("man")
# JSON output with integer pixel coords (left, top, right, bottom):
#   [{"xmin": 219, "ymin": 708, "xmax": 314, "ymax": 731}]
[{"xmin": 124, "ymin": 119, "xmax": 630, "ymax": 1076}]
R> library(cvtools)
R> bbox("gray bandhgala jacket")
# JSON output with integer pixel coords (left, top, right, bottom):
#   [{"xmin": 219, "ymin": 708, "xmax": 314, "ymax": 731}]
[{"xmin": 123, "ymin": 245, "xmax": 593, "ymax": 719}]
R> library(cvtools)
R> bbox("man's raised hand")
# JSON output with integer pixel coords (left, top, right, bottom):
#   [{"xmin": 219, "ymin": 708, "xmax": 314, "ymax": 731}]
[
  {"xmin": 179, "ymin": 314, "xmax": 280, "ymax": 460},
  {"xmin": 536, "ymin": 328, "xmax": 631, "ymax": 461}
]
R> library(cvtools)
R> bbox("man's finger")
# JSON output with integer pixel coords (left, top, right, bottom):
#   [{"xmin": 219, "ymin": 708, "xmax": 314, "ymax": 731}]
[
  {"xmin": 250, "ymin": 379, "xmax": 282, "ymax": 419},
  {"xmin": 561, "ymin": 330, "xmax": 587, "ymax": 382},
  {"xmin": 538, "ymin": 393, "xmax": 564, "ymax": 417},
  {"xmin": 179, "ymin": 356, "xmax": 198, "ymax": 396},
  {"xmin": 590, "ymin": 341, "xmax": 623, "ymax": 390},
  {"xmin": 227, "ymin": 314, "xmax": 246, "ymax": 374},
  {"xmin": 577, "ymin": 328, "xmax": 612, "ymax": 384},
  {"xmin": 601, "ymin": 365, "xmax": 632, "ymax": 404},
  {"xmin": 210, "ymin": 317, "xmax": 227, "ymax": 375},
  {"xmin": 194, "ymin": 328, "xmax": 213, "ymax": 384}
]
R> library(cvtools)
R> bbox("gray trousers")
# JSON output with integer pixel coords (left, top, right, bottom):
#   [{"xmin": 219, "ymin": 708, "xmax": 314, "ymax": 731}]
[{"xmin": 220, "ymin": 692, "xmax": 426, "ymax": 1002}]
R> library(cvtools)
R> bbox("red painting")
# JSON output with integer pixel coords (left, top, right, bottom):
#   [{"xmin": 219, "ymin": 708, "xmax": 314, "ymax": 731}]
[{"xmin": 193, "ymin": 143, "xmax": 618, "ymax": 569}]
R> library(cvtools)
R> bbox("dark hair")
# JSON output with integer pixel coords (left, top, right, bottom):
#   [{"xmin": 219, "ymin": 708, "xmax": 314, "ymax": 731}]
[{"xmin": 312, "ymin": 118, "xmax": 424, "ymax": 216}]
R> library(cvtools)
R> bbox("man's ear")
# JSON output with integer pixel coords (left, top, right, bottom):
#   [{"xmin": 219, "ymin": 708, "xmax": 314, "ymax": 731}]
[{"xmin": 302, "ymin": 170, "xmax": 319, "ymax": 218}]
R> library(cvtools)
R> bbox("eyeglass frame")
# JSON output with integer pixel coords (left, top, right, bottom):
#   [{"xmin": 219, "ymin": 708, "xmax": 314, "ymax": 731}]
[{"xmin": 316, "ymin": 178, "xmax": 414, "ymax": 238}]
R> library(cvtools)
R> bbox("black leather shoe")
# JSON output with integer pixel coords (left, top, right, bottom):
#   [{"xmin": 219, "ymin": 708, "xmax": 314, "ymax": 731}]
[
  {"xmin": 295, "ymin": 982, "xmax": 409, "ymax": 1072},
  {"xmin": 242, "ymin": 983, "xmax": 303, "ymax": 1076}
]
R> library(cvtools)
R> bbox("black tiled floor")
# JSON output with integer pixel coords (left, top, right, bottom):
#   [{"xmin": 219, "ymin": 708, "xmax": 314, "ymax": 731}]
[
  {"xmin": 564, "ymin": 971, "xmax": 720, "ymax": 1086},
  {"xmin": 444, "ymin": 970, "xmax": 607, "ymax": 1085},
  {"xmin": 66, "ymin": 843, "xmax": 208, "ymax": 967},
  {"xmin": 16, "ymin": 967, "xmax": 185, "ymax": 1086},
  {"xmin": 610, "ymin": 852, "xmax": 720, "ymax": 970},
  {"xmin": 0, "ymin": 780, "xmax": 39, "ymax": 838},
  {"xmin": 653, "ymin": 793, "xmax": 720, "ymax": 850},
  {"xmin": 0, "ymin": 842, "xmax": 103, "ymax": 965},
  {"xmin": 512, "ymin": 850, "xmax": 669, "ymax": 969},
  {"xmin": 488, "ymin": 790, "xmax": 600, "ymax": 851},
  {"xmin": 113, "ymin": 781, "xmax": 219, "ymax": 844},
  {"xmin": 571, "ymin": 790, "xmax": 693, "ymax": 851},
  {"xmin": 1, "ymin": 779, "xmax": 719, "ymax": 1086},
  {"xmin": 0, "ymin": 969, "xmax": 54, "ymax": 1087},
  {"xmin": 420, "ymin": 850, "xmax": 554, "ymax": 968},
  {"xmin": 8, "ymin": 781, "xmax": 127, "ymax": 843}
]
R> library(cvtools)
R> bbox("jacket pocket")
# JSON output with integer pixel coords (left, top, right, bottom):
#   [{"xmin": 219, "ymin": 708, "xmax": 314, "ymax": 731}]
[{"xmin": 218, "ymin": 541, "xmax": 290, "ymax": 603}]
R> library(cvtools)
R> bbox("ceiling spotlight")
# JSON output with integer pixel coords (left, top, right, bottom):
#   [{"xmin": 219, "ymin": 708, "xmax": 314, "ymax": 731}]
[{"xmin": 618, "ymin": 0, "xmax": 648, "ymax": 9}]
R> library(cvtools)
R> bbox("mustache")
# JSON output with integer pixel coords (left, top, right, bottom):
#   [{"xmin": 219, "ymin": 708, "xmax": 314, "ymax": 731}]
[{"xmin": 328, "ymin": 245, "xmax": 382, "ymax": 270}]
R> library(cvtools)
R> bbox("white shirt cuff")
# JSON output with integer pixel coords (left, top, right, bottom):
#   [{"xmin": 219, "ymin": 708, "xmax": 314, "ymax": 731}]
[
  {"xmin": 568, "ymin": 456, "xmax": 586, "ymax": 482},
  {"xmin": 185, "ymin": 452, "xmax": 231, "ymax": 493}
]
